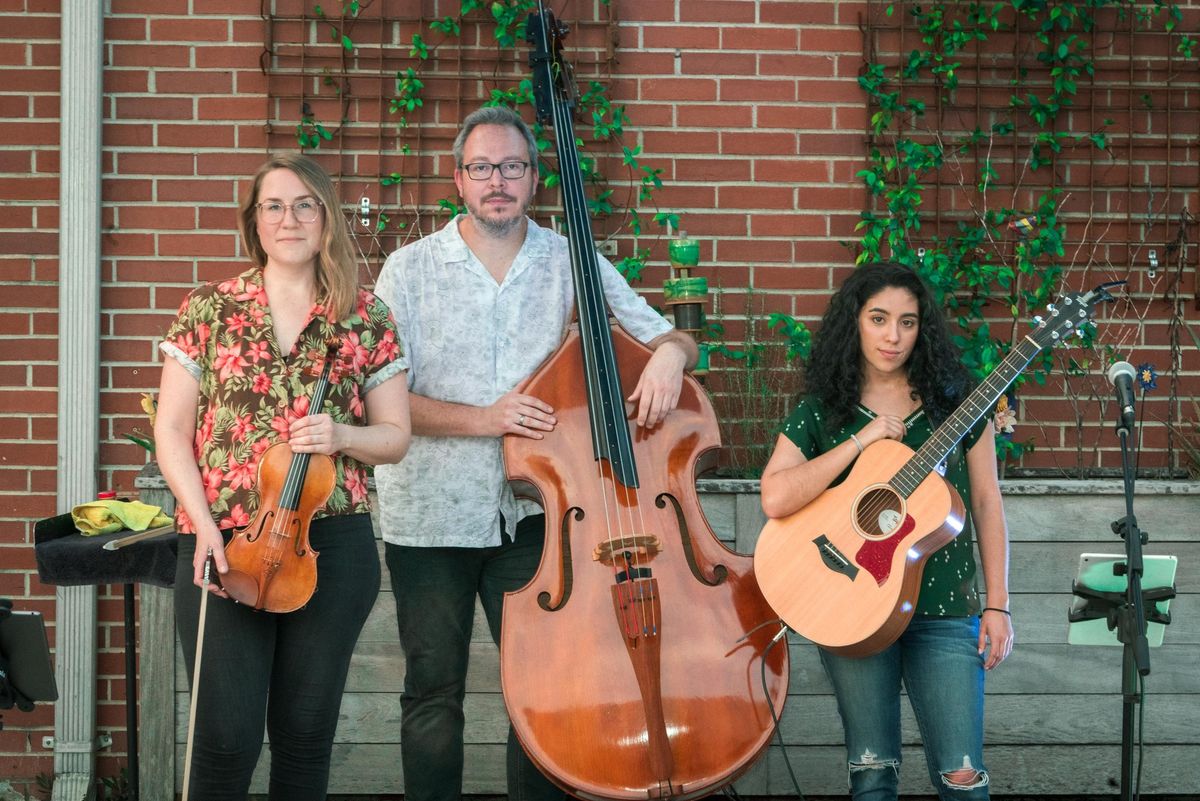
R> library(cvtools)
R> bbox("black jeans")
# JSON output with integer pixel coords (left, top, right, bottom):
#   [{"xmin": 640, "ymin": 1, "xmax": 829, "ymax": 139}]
[
  {"xmin": 175, "ymin": 513, "xmax": 380, "ymax": 801},
  {"xmin": 385, "ymin": 514, "xmax": 565, "ymax": 801}
]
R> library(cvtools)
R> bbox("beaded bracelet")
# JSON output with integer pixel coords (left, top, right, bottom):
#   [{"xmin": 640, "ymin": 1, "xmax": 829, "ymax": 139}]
[
  {"xmin": 982, "ymin": 607, "xmax": 1011, "ymax": 616},
  {"xmin": 849, "ymin": 433, "xmax": 864, "ymax": 454}
]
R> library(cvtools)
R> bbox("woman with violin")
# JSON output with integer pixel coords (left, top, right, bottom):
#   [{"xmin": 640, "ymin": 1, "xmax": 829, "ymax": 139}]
[
  {"xmin": 155, "ymin": 153, "xmax": 411, "ymax": 800},
  {"xmin": 759, "ymin": 261, "xmax": 1013, "ymax": 800}
]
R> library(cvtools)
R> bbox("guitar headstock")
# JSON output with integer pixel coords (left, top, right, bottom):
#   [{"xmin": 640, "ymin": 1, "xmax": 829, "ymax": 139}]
[{"xmin": 1028, "ymin": 280, "xmax": 1122, "ymax": 349}]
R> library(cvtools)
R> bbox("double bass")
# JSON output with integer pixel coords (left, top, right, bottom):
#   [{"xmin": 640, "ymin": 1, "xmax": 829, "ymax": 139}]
[{"xmin": 499, "ymin": 6, "xmax": 789, "ymax": 799}]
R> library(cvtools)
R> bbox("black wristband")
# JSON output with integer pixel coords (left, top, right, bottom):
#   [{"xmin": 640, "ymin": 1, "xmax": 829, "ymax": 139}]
[{"xmin": 982, "ymin": 606, "xmax": 1011, "ymax": 616}]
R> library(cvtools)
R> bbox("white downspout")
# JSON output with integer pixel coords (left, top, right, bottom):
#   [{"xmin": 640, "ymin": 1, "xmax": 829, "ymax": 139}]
[{"xmin": 53, "ymin": 0, "xmax": 104, "ymax": 798}]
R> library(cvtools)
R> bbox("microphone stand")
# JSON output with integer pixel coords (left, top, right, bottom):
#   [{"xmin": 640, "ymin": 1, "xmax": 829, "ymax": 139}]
[{"xmin": 1111, "ymin": 416, "xmax": 1149, "ymax": 801}]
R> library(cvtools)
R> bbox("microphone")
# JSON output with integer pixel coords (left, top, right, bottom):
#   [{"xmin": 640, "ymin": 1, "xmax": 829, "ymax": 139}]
[{"xmin": 1106, "ymin": 361, "xmax": 1137, "ymax": 433}]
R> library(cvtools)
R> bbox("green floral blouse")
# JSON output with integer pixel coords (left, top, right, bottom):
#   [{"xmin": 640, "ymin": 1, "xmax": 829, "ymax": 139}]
[{"xmin": 160, "ymin": 266, "xmax": 406, "ymax": 534}]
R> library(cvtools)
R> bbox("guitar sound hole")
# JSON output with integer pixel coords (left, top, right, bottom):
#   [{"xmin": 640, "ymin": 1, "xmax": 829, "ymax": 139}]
[{"xmin": 854, "ymin": 487, "xmax": 904, "ymax": 541}]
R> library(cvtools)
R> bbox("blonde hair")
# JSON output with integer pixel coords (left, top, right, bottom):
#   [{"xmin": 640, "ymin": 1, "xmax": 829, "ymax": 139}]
[{"xmin": 239, "ymin": 154, "xmax": 358, "ymax": 322}]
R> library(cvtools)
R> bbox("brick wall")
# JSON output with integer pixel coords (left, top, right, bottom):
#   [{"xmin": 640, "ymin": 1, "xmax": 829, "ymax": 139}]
[{"xmin": 0, "ymin": 0, "xmax": 1196, "ymax": 793}]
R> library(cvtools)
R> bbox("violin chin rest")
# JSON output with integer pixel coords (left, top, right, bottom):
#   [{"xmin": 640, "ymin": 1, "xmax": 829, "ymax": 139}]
[{"xmin": 220, "ymin": 570, "xmax": 261, "ymax": 608}]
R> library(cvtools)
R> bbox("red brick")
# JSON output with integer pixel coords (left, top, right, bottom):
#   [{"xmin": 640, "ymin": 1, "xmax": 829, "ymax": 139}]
[
  {"xmin": 723, "ymin": 26, "xmax": 798, "ymax": 52},
  {"xmin": 149, "ymin": 18, "xmax": 230, "ymax": 42},
  {"xmin": 720, "ymin": 130, "xmax": 798, "ymax": 157},
  {"xmin": 157, "ymin": 233, "xmax": 238, "ymax": 258},
  {"xmin": 682, "ymin": 52, "xmax": 758, "ymax": 76},
  {"xmin": 799, "ymin": 27, "xmax": 864, "ymax": 53},
  {"xmin": 640, "ymin": 78, "xmax": 718, "ymax": 103},
  {"xmin": 103, "ymin": 69, "xmax": 150, "ymax": 93},
  {"xmin": 761, "ymin": 1, "xmax": 837, "ymax": 25},
  {"xmin": 110, "ymin": 0, "xmax": 190, "ymax": 11},
  {"xmin": 194, "ymin": 44, "xmax": 265, "ymax": 69},
  {"xmin": 114, "ymin": 152, "xmax": 196, "ymax": 176},
  {"xmin": 117, "ymin": 205, "xmax": 196, "ymax": 230},
  {"xmin": 0, "ymin": 42, "xmax": 27, "ymax": 66},
  {"xmin": 103, "ymin": 178, "xmax": 154, "ymax": 202},
  {"xmin": 109, "ymin": 44, "xmax": 192, "ymax": 68},
  {"xmin": 103, "ymin": 122, "xmax": 155, "ymax": 148},
  {"xmin": 760, "ymin": 54, "xmax": 837, "ymax": 79},
  {"xmin": 753, "ymin": 158, "xmax": 830, "ymax": 184},
  {"xmin": 103, "ymin": 17, "xmax": 148, "ymax": 41},
  {"xmin": 641, "ymin": 26, "xmax": 720, "ymax": 50},
  {"xmin": 672, "ymin": 157, "xmax": 752, "ymax": 183},
  {"xmin": 718, "ymin": 185, "xmax": 797, "ymax": 211},
  {"xmin": 114, "ymin": 96, "xmax": 195, "ymax": 121},
  {"xmin": 197, "ymin": 96, "xmax": 267, "ymax": 121}
]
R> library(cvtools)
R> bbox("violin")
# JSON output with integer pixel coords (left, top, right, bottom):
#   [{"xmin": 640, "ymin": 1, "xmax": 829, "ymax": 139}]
[
  {"xmin": 498, "ymin": 6, "xmax": 789, "ymax": 798},
  {"xmin": 220, "ymin": 343, "xmax": 338, "ymax": 612}
]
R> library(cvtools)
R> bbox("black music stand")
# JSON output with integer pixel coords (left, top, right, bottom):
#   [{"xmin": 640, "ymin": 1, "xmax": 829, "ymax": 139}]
[
  {"xmin": 34, "ymin": 513, "xmax": 177, "ymax": 801},
  {"xmin": 0, "ymin": 601, "xmax": 58, "ymax": 732}
]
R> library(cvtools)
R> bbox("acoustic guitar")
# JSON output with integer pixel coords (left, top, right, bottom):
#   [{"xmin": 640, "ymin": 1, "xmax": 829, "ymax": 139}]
[{"xmin": 753, "ymin": 285, "xmax": 1114, "ymax": 657}]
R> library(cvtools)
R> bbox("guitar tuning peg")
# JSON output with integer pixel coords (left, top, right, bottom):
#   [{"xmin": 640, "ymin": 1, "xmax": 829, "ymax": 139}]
[
  {"xmin": 1033, "ymin": 315, "xmax": 1044, "ymax": 326},
  {"xmin": 1046, "ymin": 303, "xmax": 1058, "ymax": 314}
]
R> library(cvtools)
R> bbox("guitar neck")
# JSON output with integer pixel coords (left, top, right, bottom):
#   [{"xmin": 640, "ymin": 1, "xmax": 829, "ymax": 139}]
[{"xmin": 891, "ymin": 333, "xmax": 1043, "ymax": 497}]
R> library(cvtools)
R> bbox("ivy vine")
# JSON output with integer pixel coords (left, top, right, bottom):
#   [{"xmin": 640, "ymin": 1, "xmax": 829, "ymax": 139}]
[
  {"xmin": 856, "ymin": 0, "xmax": 1196, "ymax": 466},
  {"xmin": 299, "ymin": 0, "xmax": 678, "ymax": 280}
]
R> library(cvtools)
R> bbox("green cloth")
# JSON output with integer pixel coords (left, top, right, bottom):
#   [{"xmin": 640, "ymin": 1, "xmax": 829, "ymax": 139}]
[
  {"xmin": 779, "ymin": 398, "xmax": 989, "ymax": 617},
  {"xmin": 70, "ymin": 500, "xmax": 173, "ymax": 537}
]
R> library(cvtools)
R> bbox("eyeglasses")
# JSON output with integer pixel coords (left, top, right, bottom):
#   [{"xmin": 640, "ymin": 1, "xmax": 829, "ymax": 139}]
[
  {"xmin": 461, "ymin": 161, "xmax": 530, "ymax": 181},
  {"xmin": 255, "ymin": 199, "xmax": 324, "ymax": 224}
]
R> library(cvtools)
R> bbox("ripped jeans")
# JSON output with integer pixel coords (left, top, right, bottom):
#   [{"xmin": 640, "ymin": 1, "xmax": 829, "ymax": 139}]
[{"xmin": 820, "ymin": 615, "xmax": 989, "ymax": 801}]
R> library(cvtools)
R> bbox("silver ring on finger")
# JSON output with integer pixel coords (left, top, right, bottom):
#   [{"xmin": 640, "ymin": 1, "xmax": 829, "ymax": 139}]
[{"xmin": 517, "ymin": 414, "xmax": 526, "ymax": 426}]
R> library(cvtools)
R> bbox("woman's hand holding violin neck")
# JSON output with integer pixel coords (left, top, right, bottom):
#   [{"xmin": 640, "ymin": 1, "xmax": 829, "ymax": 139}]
[
  {"xmin": 289, "ymin": 413, "xmax": 343, "ymax": 455},
  {"xmin": 858, "ymin": 414, "xmax": 907, "ymax": 447}
]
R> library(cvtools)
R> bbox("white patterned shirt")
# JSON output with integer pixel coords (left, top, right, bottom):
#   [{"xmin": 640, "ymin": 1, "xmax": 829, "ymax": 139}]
[{"xmin": 373, "ymin": 216, "xmax": 674, "ymax": 548}]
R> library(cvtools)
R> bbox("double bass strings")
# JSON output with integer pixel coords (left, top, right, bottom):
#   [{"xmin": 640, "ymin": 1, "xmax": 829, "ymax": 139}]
[{"xmin": 546, "ymin": 63, "xmax": 655, "ymax": 638}]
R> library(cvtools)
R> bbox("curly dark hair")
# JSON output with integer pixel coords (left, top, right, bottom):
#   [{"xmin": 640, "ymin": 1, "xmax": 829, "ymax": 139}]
[{"xmin": 804, "ymin": 261, "xmax": 972, "ymax": 429}]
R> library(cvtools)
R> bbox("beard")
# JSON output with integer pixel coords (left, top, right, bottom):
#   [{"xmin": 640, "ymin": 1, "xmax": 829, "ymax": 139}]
[{"xmin": 466, "ymin": 190, "xmax": 531, "ymax": 237}]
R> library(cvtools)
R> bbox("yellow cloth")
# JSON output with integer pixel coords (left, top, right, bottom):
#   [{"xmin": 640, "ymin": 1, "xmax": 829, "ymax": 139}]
[{"xmin": 71, "ymin": 500, "xmax": 174, "ymax": 537}]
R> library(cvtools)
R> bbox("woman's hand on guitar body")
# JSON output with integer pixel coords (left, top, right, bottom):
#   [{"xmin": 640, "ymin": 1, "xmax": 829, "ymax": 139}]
[{"xmin": 857, "ymin": 414, "xmax": 908, "ymax": 447}]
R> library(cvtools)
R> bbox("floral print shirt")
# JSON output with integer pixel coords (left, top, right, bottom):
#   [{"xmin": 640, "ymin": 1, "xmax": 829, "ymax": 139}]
[{"xmin": 160, "ymin": 266, "xmax": 407, "ymax": 534}]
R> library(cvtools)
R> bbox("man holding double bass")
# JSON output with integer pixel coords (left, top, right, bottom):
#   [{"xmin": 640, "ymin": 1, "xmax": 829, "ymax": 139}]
[{"xmin": 372, "ymin": 104, "xmax": 697, "ymax": 801}]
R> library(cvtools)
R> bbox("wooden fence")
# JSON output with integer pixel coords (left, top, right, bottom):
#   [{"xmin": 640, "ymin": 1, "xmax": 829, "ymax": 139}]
[{"xmin": 134, "ymin": 476, "xmax": 1199, "ymax": 796}]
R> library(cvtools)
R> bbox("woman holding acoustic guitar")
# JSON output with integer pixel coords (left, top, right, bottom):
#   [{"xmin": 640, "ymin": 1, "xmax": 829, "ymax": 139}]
[
  {"xmin": 155, "ymin": 154, "xmax": 410, "ymax": 800},
  {"xmin": 760, "ymin": 261, "xmax": 1014, "ymax": 800}
]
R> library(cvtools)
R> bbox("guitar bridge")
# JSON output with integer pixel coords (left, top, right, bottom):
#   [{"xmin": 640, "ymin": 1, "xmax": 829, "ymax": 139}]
[{"xmin": 813, "ymin": 535, "xmax": 858, "ymax": 581}]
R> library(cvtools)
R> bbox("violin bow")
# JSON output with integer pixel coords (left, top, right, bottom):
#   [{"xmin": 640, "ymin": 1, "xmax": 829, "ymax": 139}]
[{"xmin": 181, "ymin": 548, "xmax": 217, "ymax": 801}]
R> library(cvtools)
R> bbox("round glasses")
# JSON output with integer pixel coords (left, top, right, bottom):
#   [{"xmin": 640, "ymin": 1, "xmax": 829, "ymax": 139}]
[
  {"xmin": 255, "ymin": 199, "xmax": 324, "ymax": 224},
  {"xmin": 461, "ymin": 161, "xmax": 530, "ymax": 181}
]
